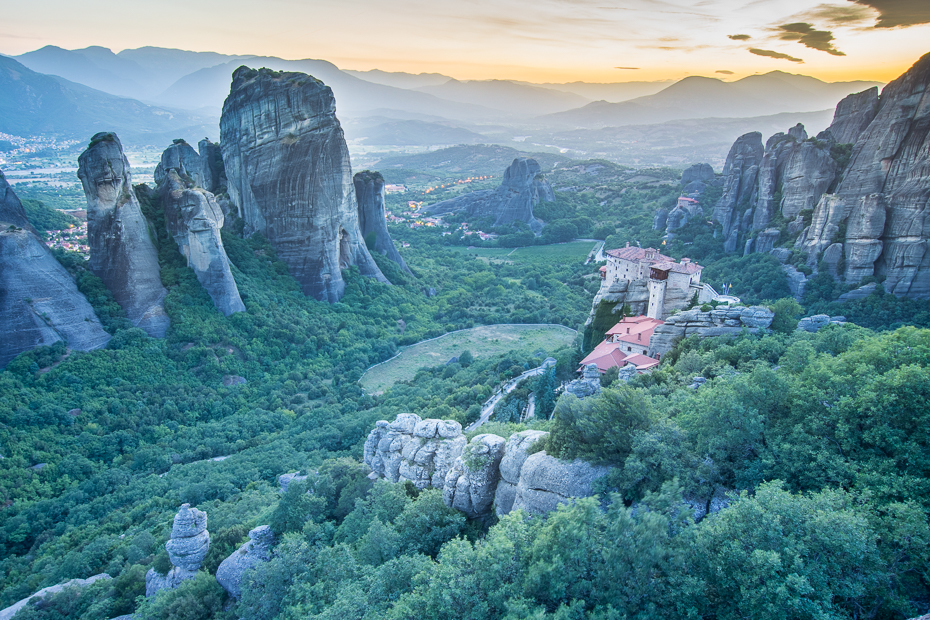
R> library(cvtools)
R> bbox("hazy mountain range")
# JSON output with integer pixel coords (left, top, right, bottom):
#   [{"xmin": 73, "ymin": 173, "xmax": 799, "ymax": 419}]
[{"xmin": 1, "ymin": 45, "xmax": 883, "ymax": 166}]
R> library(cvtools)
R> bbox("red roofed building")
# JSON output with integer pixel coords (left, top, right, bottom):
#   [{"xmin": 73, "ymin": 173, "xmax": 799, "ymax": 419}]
[{"xmin": 579, "ymin": 315, "xmax": 664, "ymax": 373}]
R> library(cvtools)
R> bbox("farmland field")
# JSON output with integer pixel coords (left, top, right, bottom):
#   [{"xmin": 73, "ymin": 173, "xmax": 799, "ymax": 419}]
[
  {"xmin": 447, "ymin": 240, "xmax": 596, "ymax": 266},
  {"xmin": 360, "ymin": 323, "xmax": 577, "ymax": 394}
]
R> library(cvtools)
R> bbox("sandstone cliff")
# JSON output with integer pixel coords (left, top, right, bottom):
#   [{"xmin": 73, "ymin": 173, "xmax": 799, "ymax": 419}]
[
  {"xmin": 78, "ymin": 132, "xmax": 169, "ymax": 337},
  {"xmin": 364, "ymin": 414, "xmax": 610, "ymax": 518},
  {"xmin": 797, "ymin": 52, "xmax": 930, "ymax": 297},
  {"xmin": 220, "ymin": 66, "xmax": 388, "ymax": 302},
  {"xmin": 0, "ymin": 170, "xmax": 110, "ymax": 367},
  {"xmin": 353, "ymin": 170, "xmax": 411, "ymax": 273},
  {"xmin": 423, "ymin": 157, "xmax": 551, "ymax": 233},
  {"xmin": 156, "ymin": 146, "xmax": 245, "ymax": 316}
]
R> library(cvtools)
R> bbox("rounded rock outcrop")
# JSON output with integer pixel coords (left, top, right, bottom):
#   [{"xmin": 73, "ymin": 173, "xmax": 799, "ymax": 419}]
[{"xmin": 216, "ymin": 525, "xmax": 275, "ymax": 599}]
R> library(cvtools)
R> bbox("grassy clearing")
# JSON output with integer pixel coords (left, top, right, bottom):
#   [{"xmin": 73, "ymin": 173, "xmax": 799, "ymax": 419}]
[
  {"xmin": 448, "ymin": 241, "xmax": 595, "ymax": 266},
  {"xmin": 360, "ymin": 324, "xmax": 577, "ymax": 394}
]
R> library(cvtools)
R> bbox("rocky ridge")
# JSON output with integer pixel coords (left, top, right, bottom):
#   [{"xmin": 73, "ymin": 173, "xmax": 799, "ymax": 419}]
[
  {"xmin": 156, "ymin": 144, "xmax": 245, "ymax": 315},
  {"xmin": 353, "ymin": 170, "xmax": 411, "ymax": 273},
  {"xmin": 710, "ymin": 52, "xmax": 930, "ymax": 298},
  {"xmin": 220, "ymin": 66, "xmax": 388, "ymax": 302},
  {"xmin": 78, "ymin": 132, "xmax": 169, "ymax": 337},
  {"xmin": 364, "ymin": 414, "xmax": 610, "ymax": 518},
  {"xmin": 648, "ymin": 305, "xmax": 775, "ymax": 358},
  {"xmin": 423, "ymin": 157, "xmax": 552, "ymax": 233},
  {"xmin": 0, "ymin": 170, "xmax": 110, "ymax": 367}
]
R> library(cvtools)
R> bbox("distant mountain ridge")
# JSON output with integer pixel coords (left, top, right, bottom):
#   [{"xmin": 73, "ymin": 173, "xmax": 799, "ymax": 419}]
[
  {"xmin": 545, "ymin": 71, "xmax": 882, "ymax": 128},
  {"xmin": 0, "ymin": 55, "xmax": 216, "ymax": 143}
]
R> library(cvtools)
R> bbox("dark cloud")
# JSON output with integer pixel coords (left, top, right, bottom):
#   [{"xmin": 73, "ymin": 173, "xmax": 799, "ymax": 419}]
[
  {"xmin": 615, "ymin": 66, "xmax": 641, "ymax": 70},
  {"xmin": 800, "ymin": 3, "xmax": 874, "ymax": 26},
  {"xmin": 749, "ymin": 48, "xmax": 804, "ymax": 63},
  {"xmin": 849, "ymin": 0, "xmax": 930, "ymax": 28},
  {"xmin": 776, "ymin": 22, "xmax": 845, "ymax": 56},
  {"xmin": 715, "ymin": 70, "xmax": 734, "ymax": 74},
  {"xmin": 728, "ymin": 34, "xmax": 751, "ymax": 40}
]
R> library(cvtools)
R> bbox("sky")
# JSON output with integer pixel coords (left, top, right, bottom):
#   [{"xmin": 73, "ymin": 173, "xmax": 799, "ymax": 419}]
[{"xmin": 2, "ymin": 0, "xmax": 929, "ymax": 83}]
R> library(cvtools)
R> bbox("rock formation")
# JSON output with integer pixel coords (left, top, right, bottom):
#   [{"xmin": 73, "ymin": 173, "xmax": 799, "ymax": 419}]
[
  {"xmin": 443, "ymin": 433, "xmax": 506, "ymax": 518},
  {"xmin": 216, "ymin": 525, "xmax": 274, "ymax": 599},
  {"xmin": 797, "ymin": 53, "xmax": 930, "ymax": 297},
  {"xmin": 1, "ymin": 170, "xmax": 110, "ymax": 367},
  {"xmin": 511, "ymin": 452, "xmax": 610, "ymax": 516},
  {"xmin": 707, "ymin": 53, "xmax": 930, "ymax": 298},
  {"xmin": 365, "ymin": 415, "xmax": 610, "ymax": 518},
  {"xmin": 712, "ymin": 132, "xmax": 764, "ymax": 239},
  {"xmin": 78, "ymin": 132, "xmax": 169, "ymax": 337},
  {"xmin": 648, "ymin": 306, "xmax": 774, "ymax": 358},
  {"xmin": 363, "ymin": 414, "xmax": 466, "ymax": 489},
  {"xmin": 0, "ymin": 574, "xmax": 112, "ymax": 620},
  {"xmin": 220, "ymin": 66, "xmax": 388, "ymax": 302},
  {"xmin": 145, "ymin": 504, "xmax": 210, "ymax": 597},
  {"xmin": 493, "ymin": 430, "xmax": 548, "ymax": 516},
  {"xmin": 423, "ymin": 157, "xmax": 552, "ymax": 233},
  {"xmin": 797, "ymin": 314, "xmax": 846, "ymax": 332},
  {"xmin": 353, "ymin": 170, "xmax": 411, "ymax": 273},
  {"xmin": 154, "ymin": 139, "xmax": 226, "ymax": 195},
  {"xmin": 564, "ymin": 363, "xmax": 602, "ymax": 399},
  {"xmin": 156, "ymin": 146, "xmax": 245, "ymax": 315}
]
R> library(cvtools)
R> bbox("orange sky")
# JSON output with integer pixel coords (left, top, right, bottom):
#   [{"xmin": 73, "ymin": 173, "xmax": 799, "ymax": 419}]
[{"xmin": 3, "ymin": 0, "xmax": 929, "ymax": 83}]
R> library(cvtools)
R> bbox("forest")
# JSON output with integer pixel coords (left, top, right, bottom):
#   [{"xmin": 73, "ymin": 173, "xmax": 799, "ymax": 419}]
[{"xmin": 1, "ymin": 157, "xmax": 929, "ymax": 619}]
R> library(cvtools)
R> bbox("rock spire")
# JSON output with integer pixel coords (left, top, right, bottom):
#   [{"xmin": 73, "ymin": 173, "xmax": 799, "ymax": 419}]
[
  {"xmin": 220, "ymin": 66, "xmax": 388, "ymax": 302},
  {"xmin": 353, "ymin": 170, "xmax": 411, "ymax": 273},
  {"xmin": 78, "ymin": 132, "xmax": 169, "ymax": 337}
]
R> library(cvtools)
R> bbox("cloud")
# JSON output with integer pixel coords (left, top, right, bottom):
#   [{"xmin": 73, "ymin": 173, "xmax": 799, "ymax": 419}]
[
  {"xmin": 715, "ymin": 69, "xmax": 734, "ymax": 74},
  {"xmin": 749, "ymin": 48, "xmax": 804, "ymax": 63},
  {"xmin": 849, "ymin": 0, "xmax": 930, "ymax": 28},
  {"xmin": 728, "ymin": 34, "xmax": 751, "ymax": 40},
  {"xmin": 615, "ymin": 66, "xmax": 641, "ymax": 70},
  {"xmin": 776, "ymin": 22, "xmax": 845, "ymax": 55},
  {"xmin": 798, "ymin": 3, "xmax": 875, "ymax": 26}
]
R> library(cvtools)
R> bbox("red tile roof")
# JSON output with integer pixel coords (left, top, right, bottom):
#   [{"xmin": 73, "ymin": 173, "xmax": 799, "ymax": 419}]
[
  {"xmin": 579, "ymin": 341, "xmax": 628, "ymax": 372},
  {"xmin": 650, "ymin": 260, "xmax": 703, "ymax": 275},
  {"xmin": 623, "ymin": 354, "xmax": 661, "ymax": 370},
  {"xmin": 605, "ymin": 315, "xmax": 664, "ymax": 346}
]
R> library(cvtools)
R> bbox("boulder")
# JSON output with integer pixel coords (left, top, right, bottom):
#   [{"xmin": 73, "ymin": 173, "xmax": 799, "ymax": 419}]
[
  {"xmin": 837, "ymin": 282, "xmax": 878, "ymax": 301},
  {"xmin": 354, "ymin": 170, "xmax": 411, "ymax": 273},
  {"xmin": 494, "ymin": 430, "xmax": 548, "ymax": 516},
  {"xmin": 216, "ymin": 525, "xmax": 275, "ymax": 599},
  {"xmin": 443, "ymin": 433, "xmax": 506, "ymax": 518},
  {"xmin": 146, "ymin": 504, "xmax": 210, "ymax": 597},
  {"xmin": 365, "ymin": 414, "xmax": 467, "ymax": 489},
  {"xmin": 77, "ymin": 132, "xmax": 169, "ymax": 337},
  {"xmin": 220, "ymin": 67, "xmax": 388, "ymax": 302},
  {"xmin": 797, "ymin": 314, "xmax": 833, "ymax": 332},
  {"xmin": 145, "ymin": 566, "xmax": 195, "ymax": 598},
  {"xmin": 511, "ymin": 452, "xmax": 610, "ymax": 516},
  {"xmin": 278, "ymin": 472, "xmax": 309, "ymax": 493}
]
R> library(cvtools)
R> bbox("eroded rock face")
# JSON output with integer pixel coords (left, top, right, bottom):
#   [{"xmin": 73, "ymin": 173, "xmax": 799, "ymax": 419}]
[
  {"xmin": 220, "ymin": 66, "xmax": 388, "ymax": 302},
  {"xmin": 797, "ymin": 54, "xmax": 930, "ymax": 297},
  {"xmin": 494, "ymin": 430, "xmax": 548, "ymax": 516},
  {"xmin": 443, "ymin": 433, "xmax": 506, "ymax": 518},
  {"xmin": 78, "ymin": 132, "xmax": 169, "ymax": 337},
  {"xmin": 712, "ymin": 132, "xmax": 764, "ymax": 238},
  {"xmin": 354, "ymin": 170, "xmax": 410, "ymax": 273},
  {"xmin": 0, "ymin": 172, "xmax": 110, "ymax": 367},
  {"xmin": 648, "ymin": 305, "xmax": 774, "ymax": 358},
  {"xmin": 511, "ymin": 452, "xmax": 610, "ymax": 516},
  {"xmin": 145, "ymin": 504, "xmax": 210, "ymax": 597},
  {"xmin": 364, "ymin": 414, "xmax": 467, "ymax": 489},
  {"xmin": 216, "ymin": 525, "xmax": 274, "ymax": 599},
  {"xmin": 823, "ymin": 88, "xmax": 879, "ymax": 145},
  {"xmin": 0, "ymin": 574, "xmax": 111, "ymax": 620},
  {"xmin": 424, "ymin": 157, "xmax": 551, "ymax": 233},
  {"xmin": 158, "ymin": 166, "xmax": 244, "ymax": 315}
]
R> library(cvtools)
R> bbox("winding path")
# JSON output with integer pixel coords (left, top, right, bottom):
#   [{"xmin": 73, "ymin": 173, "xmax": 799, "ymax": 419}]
[{"xmin": 465, "ymin": 360, "xmax": 554, "ymax": 432}]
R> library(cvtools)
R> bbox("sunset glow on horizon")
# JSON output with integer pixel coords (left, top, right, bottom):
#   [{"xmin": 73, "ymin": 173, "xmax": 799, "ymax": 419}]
[{"xmin": 3, "ymin": 0, "xmax": 929, "ymax": 84}]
